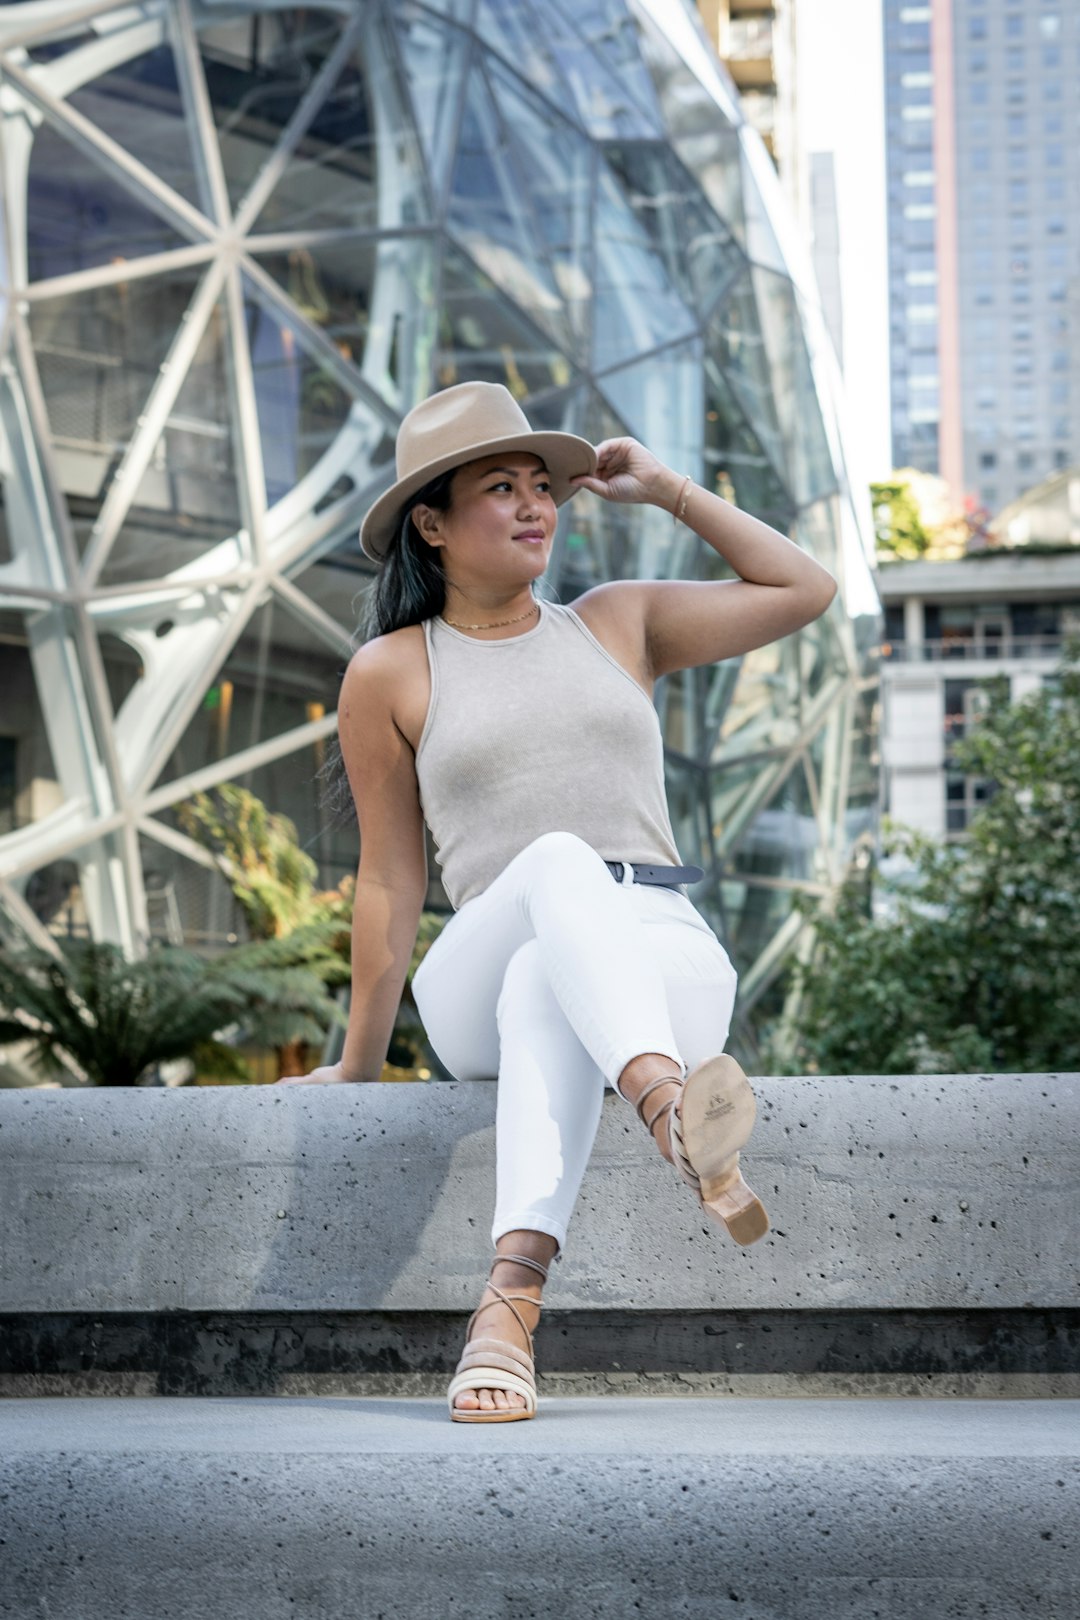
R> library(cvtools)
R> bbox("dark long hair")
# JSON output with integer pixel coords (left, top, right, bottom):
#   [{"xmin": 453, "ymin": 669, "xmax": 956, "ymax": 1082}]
[{"xmin": 316, "ymin": 465, "xmax": 535, "ymax": 828}]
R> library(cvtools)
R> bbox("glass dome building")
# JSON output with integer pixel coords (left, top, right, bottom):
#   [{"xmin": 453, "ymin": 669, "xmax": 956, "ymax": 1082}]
[{"xmin": 0, "ymin": 0, "xmax": 883, "ymax": 1067}]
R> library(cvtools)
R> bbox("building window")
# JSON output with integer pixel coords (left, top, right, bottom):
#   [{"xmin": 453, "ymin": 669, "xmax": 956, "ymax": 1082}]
[
  {"xmin": 1045, "ymin": 143, "xmax": 1063, "ymax": 166},
  {"xmin": 946, "ymin": 773, "xmax": 997, "ymax": 837},
  {"xmin": 968, "ymin": 16, "xmax": 987, "ymax": 39},
  {"xmin": 1042, "ymin": 45, "xmax": 1061, "ymax": 69},
  {"xmin": 979, "ymin": 451, "xmax": 997, "ymax": 470},
  {"xmin": 1005, "ymin": 13, "xmax": 1024, "ymax": 36}
]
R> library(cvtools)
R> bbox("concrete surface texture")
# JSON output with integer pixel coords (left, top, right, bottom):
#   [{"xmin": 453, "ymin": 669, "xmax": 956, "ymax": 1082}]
[
  {"xmin": 2, "ymin": 1396, "xmax": 1078, "ymax": 1618},
  {"xmin": 1, "ymin": 1074, "xmax": 1077, "ymax": 1313}
]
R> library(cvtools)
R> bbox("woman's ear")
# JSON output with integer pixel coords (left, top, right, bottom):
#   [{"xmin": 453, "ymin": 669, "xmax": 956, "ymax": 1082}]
[{"xmin": 411, "ymin": 503, "xmax": 444, "ymax": 549}]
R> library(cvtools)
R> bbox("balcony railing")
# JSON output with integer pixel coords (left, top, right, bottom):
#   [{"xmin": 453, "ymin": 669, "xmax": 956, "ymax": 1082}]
[{"xmin": 882, "ymin": 635, "xmax": 1064, "ymax": 662}]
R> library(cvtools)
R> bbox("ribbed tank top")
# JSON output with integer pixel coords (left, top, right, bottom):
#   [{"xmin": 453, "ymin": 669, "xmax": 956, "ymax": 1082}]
[{"xmin": 415, "ymin": 598, "xmax": 684, "ymax": 910}]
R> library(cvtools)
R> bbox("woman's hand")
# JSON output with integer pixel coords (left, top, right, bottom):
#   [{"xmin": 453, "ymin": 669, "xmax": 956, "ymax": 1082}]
[
  {"xmin": 569, "ymin": 436, "xmax": 678, "ymax": 508},
  {"xmin": 274, "ymin": 1061, "xmax": 361, "ymax": 1086}
]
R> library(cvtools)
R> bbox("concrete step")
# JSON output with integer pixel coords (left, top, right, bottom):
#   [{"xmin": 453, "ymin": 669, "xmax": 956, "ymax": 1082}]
[{"xmin": 2, "ymin": 1396, "xmax": 1078, "ymax": 1618}]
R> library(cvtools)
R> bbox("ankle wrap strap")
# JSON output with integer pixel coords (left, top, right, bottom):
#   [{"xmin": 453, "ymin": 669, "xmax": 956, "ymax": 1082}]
[
  {"xmin": 627, "ymin": 1073, "xmax": 683, "ymax": 1130},
  {"xmin": 491, "ymin": 1251, "xmax": 549, "ymax": 1282}
]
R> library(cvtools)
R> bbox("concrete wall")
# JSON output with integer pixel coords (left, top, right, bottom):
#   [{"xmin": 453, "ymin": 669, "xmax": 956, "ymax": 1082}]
[{"xmin": 2, "ymin": 1074, "xmax": 1077, "ymax": 1314}]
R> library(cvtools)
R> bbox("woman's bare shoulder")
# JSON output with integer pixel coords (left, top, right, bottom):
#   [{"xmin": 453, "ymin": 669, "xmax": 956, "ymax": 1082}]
[{"xmin": 341, "ymin": 622, "xmax": 430, "ymax": 754}]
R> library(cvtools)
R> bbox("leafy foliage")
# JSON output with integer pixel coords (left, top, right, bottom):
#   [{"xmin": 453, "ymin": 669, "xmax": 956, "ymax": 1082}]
[
  {"xmin": 0, "ymin": 929, "xmax": 347, "ymax": 1087},
  {"xmin": 768, "ymin": 637, "xmax": 1080, "ymax": 1075}
]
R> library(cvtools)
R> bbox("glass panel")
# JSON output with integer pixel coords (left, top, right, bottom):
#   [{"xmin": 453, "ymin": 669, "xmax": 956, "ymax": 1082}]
[
  {"xmin": 17, "ymin": 853, "xmax": 89, "ymax": 940},
  {"xmin": 153, "ymin": 589, "xmax": 345, "ymax": 790},
  {"xmin": 197, "ymin": 8, "xmax": 346, "ymax": 216},
  {"xmin": 664, "ymin": 756, "xmax": 714, "ymax": 873},
  {"xmin": 752, "ymin": 267, "xmax": 837, "ymax": 504},
  {"xmin": 27, "ymin": 265, "xmax": 205, "ymax": 557},
  {"xmin": 550, "ymin": 0, "xmax": 665, "ymax": 134},
  {"xmin": 718, "ymin": 875, "xmax": 796, "ymax": 979},
  {"xmin": 0, "ymin": 605, "xmax": 63, "ymax": 835},
  {"xmin": 252, "ymin": 19, "xmax": 427, "ymax": 234},
  {"xmin": 285, "ymin": 548, "xmax": 373, "ymax": 636},
  {"xmin": 198, "ymin": 749, "xmax": 359, "ymax": 893},
  {"xmin": 138, "ymin": 827, "xmax": 249, "ymax": 949},
  {"xmin": 791, "ymin": 493, "xmax": 841, "ymax": 578},
  {"xmin": 556, "ymin": 387, "xmax": 675, "ymax": 594},
  {"xmin": 478, "ymin": 0, "xmax": 662, "ymax": 138},
  {"xmin": 434, "ymin": 244, "xmax": 575, "ymax": 398},
  {"xmin": 242, "ymin": 274, "xmax": 355, "ymax": 506},
  {"xmin": 395, "ymin": 2, "xmax": 472, "ymax": 199},
  {"xmin": 713, "ymin": 638, "xmax": 801, "ymax": 763},
  {"xmin": 100, "ymin": 294, "xmax": 245, "ymax": 587},
  {"xmin": 706, "ymin": 274, "xmax": 785, "ymax": 482},
  {"xmin": 595, "ymin": 339, "xmax": 703, "ymax": 507},
  {"xmin": 66, "ymin": 41, "xmax": 202, "ymax": 210},
  {"xmin": 24, "ymin": 116, "xmax": 188, "ymax": 283},
  {"xmin": 593, "ymin": 163, "xmax": 698, "ymax": 371},
  {"xmin": 602, "ymin": 140, "xmax": 743, "ymax": 321},
  {"xmin": 252, "ymin": 234, "xmax": 437, "ymax": 414},
  {"xmin": 703, "ymin": 344, "xmax": 793, "ymax": 516},
  {"xmin": 738, "ymin": 148, "xmax": 787, "ymax": 274},
  {"xmin": 447, "ymin": 66, "xmax": 572, "ymax": 349},
  {"xmin": 730, "ymin": 761, "xmax": 821, "ymax": 884},
  {"xmin": 484, "ymin": 54, "xmax": 594, "ymax": 345}
]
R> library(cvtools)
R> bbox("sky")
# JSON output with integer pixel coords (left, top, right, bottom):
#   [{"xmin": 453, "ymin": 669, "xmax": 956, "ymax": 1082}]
[{"xmin": 795, "ymin": 0, "xmax": 893, "ymax": 485}]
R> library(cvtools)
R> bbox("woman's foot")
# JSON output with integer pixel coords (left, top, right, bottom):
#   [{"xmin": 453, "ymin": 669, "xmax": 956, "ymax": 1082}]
[{"xmin": 452, "ymin": 1253, "xmax": 547, "ymax": 1416}]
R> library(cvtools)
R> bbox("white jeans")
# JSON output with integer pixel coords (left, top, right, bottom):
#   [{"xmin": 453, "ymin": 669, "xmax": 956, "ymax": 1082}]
[{"xmin": 410, "ymin": 832, "xmax": 738, "ymax": 1261}]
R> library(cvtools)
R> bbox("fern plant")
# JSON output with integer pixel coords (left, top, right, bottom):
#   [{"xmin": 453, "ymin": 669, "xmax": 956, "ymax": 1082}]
[{"xmin": 0, "ymin": 929, "xmax": 347, "ymax": 1088}]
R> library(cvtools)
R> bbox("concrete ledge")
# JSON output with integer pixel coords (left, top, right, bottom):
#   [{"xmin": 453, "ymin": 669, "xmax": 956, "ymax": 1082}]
[
  {"xmin": 2, "ymin": 1075, "xmax": 1077, "ymax": 1314},
  {"xmin": 3, "ymin": 1308, "xmax": 1079, "ymax": 1398},
  {"xmin": 2, "ymin": 1396, "xmax": 1078, "ymax": 1619}
]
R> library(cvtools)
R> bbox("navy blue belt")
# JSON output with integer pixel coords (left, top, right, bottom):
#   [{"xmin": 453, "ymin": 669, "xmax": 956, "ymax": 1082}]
[{"xmin": 605, "ymin": 860, "xmax": 705, "ymax": 889}]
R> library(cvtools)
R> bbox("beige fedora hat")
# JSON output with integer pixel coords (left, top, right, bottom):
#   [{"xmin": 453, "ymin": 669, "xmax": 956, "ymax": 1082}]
[{"xmin": 359, "ymin": 380, "xmax": 597, "ymax": 563}]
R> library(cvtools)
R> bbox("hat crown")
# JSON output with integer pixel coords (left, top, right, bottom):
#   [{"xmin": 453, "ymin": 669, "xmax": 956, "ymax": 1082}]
[{"xmin": 396, "ymin": 381, "xmax": 533, "ymax": 481}]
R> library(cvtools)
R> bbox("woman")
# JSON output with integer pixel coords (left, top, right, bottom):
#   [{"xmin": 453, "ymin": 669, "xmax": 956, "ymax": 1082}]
[{"xmin": 278, "ymin": 379, "xmax": 837, "ymax": 1423}]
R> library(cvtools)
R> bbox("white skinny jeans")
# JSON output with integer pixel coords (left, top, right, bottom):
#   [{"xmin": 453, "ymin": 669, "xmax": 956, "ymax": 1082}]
[{"xmin": 410, "ymin": 832, "xmax": 738, "ymax": 1261}]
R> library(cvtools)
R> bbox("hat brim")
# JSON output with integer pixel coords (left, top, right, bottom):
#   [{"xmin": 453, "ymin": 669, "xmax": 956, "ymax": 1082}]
[{"xmin": 358, "ymin": 430, "xmax": 598, "ymax": 563}]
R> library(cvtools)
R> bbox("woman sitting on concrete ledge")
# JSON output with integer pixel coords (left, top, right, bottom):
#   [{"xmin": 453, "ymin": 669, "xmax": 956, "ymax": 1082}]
[{"xmin": 276, "ymin": 379, "xmax": 838, "ymax": 1423}]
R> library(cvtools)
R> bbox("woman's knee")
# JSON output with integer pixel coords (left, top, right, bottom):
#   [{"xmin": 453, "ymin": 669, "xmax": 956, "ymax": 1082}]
[{"xmin": 513, "ymin": 830, "xmax": 606, "ymax": 884}]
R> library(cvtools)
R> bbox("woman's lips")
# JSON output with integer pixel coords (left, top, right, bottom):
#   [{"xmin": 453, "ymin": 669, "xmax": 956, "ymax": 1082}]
[{"xmin": 514, "ymin": 533, "xmax": 545, "ymax": 544}]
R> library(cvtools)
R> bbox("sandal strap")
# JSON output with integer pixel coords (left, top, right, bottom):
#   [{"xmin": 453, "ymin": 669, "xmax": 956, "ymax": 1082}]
[
  {"xmin": 490, "ymin": 1251, "xmax": 549, "ymax": 1282},
  {"xmin": 464, "ymin": 1282, "xmax": 542, "ymax": 1352},
  {"xmin": 631, "ymin": 1073, "xmax": 683, "ymax": 1131}
]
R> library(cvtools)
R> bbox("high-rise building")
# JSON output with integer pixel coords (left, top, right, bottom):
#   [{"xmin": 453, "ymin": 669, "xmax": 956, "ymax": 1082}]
[{"xmin": 883, "ymin": 0, "xmax": 1080, "ymax": 512}]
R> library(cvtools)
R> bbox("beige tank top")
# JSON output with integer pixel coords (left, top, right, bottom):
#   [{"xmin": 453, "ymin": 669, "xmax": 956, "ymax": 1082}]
[{"xmin": 415, "ymin": 598, "xmax": 684, "ymax": 910}]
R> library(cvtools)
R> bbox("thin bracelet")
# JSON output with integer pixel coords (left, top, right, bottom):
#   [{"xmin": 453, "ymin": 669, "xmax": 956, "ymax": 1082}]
[{"xmin": 673, "ymin": 474, "xmax": 693, "ymax": 526}]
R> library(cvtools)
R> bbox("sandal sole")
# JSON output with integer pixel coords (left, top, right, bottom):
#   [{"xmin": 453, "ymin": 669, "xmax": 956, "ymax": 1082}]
[{"xmin": 678, "ymin": 1056, "xmax": 770, "ymax": 1246}]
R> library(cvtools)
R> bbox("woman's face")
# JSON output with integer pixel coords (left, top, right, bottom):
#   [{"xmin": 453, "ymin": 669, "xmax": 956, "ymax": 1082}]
[{"xmin": 412, "ymin": 451, "xmax": 557, "ymax": 590}]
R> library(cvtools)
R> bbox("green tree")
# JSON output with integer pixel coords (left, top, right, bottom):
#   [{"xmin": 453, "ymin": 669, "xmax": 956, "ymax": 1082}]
[
  {"xmin": 0, "ymin": 929, "xmax": 347, "ymax": 1088},
  {"xmin": 768, "ymin": 637, "xmax": 1080, "ymax": 1075}
]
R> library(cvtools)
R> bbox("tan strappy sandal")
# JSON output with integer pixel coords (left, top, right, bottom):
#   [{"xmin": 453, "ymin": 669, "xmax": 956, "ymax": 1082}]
[
  {"xmin": 624, "ymin": 1055, "xmax": 770, "ymax": 1246},
  {"xmin": 447, "ymin": 1251, "xmax": 548, "ymax": 1423}
]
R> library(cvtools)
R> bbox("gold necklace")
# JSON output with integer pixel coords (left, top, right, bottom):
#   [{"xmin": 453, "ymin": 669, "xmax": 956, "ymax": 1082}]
[{"xmin": 442, "ymin": 600, "xmax": 540, "ymax": 631}]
